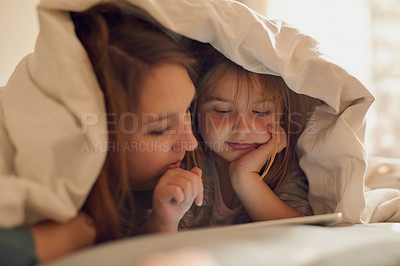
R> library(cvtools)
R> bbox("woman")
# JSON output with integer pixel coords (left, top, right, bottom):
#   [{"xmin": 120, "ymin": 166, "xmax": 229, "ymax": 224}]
[{"xmin": 0, "ymin": 2, "xmax": 202, "ymax": 264}]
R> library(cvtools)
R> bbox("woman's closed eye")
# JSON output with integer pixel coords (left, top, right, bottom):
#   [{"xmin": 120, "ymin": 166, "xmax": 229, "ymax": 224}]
[
  {"xmin": 252, "ymin": 110, "xmax": 271, "ymax": 116},
  {"xmin": 148, "ymin": 127, "xmax": 170, "ymax": 136}
]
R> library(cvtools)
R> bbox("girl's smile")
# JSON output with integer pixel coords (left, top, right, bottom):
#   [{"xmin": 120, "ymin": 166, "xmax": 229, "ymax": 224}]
[{"xmin": 227, "ymin": 142, "xmax": 257, "ymax": 150}]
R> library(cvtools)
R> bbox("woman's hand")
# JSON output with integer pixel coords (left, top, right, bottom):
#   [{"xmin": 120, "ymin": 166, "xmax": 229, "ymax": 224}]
[
  {"xmin": 229, "ymin": 126, "xmax": 287, "ymax": 190},
  {"xmin": 146, "ymin": 167, "xmax": 203, "ymax": 233}
]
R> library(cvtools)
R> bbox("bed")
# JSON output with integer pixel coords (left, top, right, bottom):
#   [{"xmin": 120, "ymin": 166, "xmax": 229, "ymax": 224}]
[
  {"xmin": 49, "ymin": 220, "xmax": 400, "ymax": 266},
  {"xmin": 49, "ymin": 155, "xmax": 400, "ymax": 265}
]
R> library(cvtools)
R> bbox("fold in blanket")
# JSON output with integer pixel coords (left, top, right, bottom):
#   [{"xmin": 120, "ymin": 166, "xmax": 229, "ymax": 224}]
[
  {"xmin": 0, "ymin": 0, "xmax": 381, "ymax": 226},
  {"xmin": 362, "ymin": 157, "xmax": 400, "ymax": 222}
]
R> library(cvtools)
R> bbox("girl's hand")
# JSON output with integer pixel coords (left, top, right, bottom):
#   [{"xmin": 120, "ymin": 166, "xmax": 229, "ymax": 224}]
[
  {"xmin": 228, "ymin": 127, "xmax": 302, "ymax": 222},
  {"xmin": 146, "ymin": 167, "xmax": 203, "ymax": 233},
  {"xmin": 229, "ymin": 126, "xmax": 287, "ymax": 188}
]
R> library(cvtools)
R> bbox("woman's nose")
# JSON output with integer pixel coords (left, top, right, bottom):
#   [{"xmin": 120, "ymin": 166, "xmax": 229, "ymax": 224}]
[
  {"xmin": 172, "ymin": 113, "xmax": 198, "ymax": 152},
  {"xmin": 172, "ymin": 130, "xmax": 198, "ymax": 152},
  {"xmin": 184, "ymin": 131, "xmax": 198, "ymax": 151}
]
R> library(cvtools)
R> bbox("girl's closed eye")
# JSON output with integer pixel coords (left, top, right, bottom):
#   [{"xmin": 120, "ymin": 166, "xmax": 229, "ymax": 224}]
[
  {"xmin": 213, "ymin": 108, "xmax": 232, "ymax": 115},
  {"xmin": 252, "ymin": 110, "xmax": 271, "ymax": 116}
]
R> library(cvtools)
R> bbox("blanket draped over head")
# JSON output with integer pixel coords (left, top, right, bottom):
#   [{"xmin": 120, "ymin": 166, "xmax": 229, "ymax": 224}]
[{"xmin": 1, "ymin": 0, "xmax": 398, "ymax": 227}]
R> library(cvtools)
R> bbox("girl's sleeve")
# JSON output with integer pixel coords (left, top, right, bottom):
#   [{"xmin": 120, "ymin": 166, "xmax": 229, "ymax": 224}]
[
  {"xmin": 0, "ymin": 226, "xmax": 38, "ymax": 266},
  {"xmin": 273, "ymin": 167, "xmax": 314, "ymax": 216}
]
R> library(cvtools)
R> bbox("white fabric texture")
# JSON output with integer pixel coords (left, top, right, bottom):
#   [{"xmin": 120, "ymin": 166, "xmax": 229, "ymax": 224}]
[
  {"xmin": 0, "ymin": 0, "xmax": 381, "ymax": 226},
  {"xmin": 362, "ymin": 157, "xmax": 400, "ymax": 223}
]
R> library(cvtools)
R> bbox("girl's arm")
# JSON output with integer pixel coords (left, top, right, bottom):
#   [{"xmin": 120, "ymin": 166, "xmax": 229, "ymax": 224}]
[
  {"xmin": 229, "ymin": 127, "xmax": 302, "ymax": 221},
  {"xmin": 30, "ymin": 211, "xmax": 96, "ymax": 264},
  {"xmin": 230, "ymin": 171, "xmax": 302, "ymax": 221},
  {"xmin": 273, "ymin": 167, "xmax": 313, "ymax": 216}
]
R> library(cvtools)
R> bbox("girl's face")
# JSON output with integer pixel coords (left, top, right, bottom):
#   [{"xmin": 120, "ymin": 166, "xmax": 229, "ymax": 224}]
[
  {"xmin": 127, "ymin": 63, "xmax": 198, "ymax": 190},
  {"xmin": 197, "ymin": 74, "xmax": 277, "ymax": 162}
]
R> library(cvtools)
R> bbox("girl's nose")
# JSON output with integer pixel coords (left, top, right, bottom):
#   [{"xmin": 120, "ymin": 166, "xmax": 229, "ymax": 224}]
[{"xmin": 232, "ymin": 113, "xmax": 251, "ymax": 135}]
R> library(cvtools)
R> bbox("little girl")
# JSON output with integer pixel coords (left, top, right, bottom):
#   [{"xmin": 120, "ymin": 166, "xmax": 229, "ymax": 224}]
[{"xmin": 181, "ymin": 43, "xmax": 312, "ymax": 228}]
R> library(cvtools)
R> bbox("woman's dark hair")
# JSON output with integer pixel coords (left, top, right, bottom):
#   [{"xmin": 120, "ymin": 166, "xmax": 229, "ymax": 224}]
[{"xmin": 71, "ymin": 1, "xmax": 195, "ymax": 242}]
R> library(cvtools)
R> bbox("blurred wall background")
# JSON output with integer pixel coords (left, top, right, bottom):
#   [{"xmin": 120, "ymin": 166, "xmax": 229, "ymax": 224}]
[
  {"xmin": 0, "ymin": 0, "xmax": 40, "ymax": 86},
  {"xmin": 240, "ymin": 0, "xmax": 400, "ymax": 157}
]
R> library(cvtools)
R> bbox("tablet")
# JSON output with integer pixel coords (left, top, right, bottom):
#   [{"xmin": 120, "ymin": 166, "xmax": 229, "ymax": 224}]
[{"xmin": 230, "ymin": 212, "xmax": 343, "ymax": 230}]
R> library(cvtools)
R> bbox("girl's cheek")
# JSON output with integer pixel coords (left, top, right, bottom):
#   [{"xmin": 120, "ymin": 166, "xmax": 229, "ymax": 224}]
[
  {"xmin": 253, "ymin": 119, "xmax": 271, "ymax": 135},
  {"xmin": 253, "ymin": 122, "xmax": 272, "ymax": 143},
  {"xmin": 205, "ymin": 113, "xmax": 229, "ymax": 134}
]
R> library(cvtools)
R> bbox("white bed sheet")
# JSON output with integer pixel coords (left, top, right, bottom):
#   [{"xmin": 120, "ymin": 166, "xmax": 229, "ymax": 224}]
[{"xmin": 50, "ymin": 222, "xmax": 400, "ymax": 266}]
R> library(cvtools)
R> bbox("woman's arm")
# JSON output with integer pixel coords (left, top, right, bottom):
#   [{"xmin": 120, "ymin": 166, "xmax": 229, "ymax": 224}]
[
  {"xmin": 30, "ymin": 211, "xmax": 96, "ymax": 264},
  {"xmin": 0, "ymin": 226, "xmax": 38, "ymax": 266}
]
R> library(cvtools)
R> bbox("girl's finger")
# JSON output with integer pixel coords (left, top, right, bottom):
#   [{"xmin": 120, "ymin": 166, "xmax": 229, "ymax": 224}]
[
  {"xmin": 246, "ymin": 127, "xmax": 287, "ymax": 170},
  {"xmin": 275, "ymin": 126, "xmax": 287, "ymax": 153}
]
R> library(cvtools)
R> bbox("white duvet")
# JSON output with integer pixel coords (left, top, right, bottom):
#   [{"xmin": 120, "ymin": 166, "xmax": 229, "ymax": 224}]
[{"xmin": 1, "ymin": 0, "xmax": 397, "ymax": 227}]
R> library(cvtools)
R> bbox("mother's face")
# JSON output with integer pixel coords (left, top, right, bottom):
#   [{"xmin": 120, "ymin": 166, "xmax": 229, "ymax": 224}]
[{"xmin": 126, "ymin": 63, "xmax": 198, "ymax": 190}]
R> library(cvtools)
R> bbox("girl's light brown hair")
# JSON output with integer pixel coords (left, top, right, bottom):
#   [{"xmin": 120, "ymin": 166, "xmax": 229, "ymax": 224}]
[
  {"xmin": 187, "ymin": 41, "xmax": 295, "ymax": 190},
  {"xmin": 72, "ymin": 1, "xmax": 195, "ymax": 243}
]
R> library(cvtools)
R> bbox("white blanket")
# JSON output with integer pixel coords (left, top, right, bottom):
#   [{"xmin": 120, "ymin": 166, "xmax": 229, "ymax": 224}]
[
  {"xmin": 0, "ymin": 0, "xmax": 386, "ymax": 226},
  {"xmin": 362, "ymin": 157, "xmax": 400, "ymax": 222}
]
